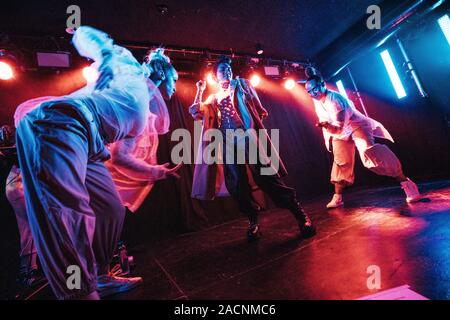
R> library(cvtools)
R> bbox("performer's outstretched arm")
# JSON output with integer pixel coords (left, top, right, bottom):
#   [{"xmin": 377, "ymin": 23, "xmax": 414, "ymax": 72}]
[
  {"xmin": 72, "ymin": 26, "xmax": 116, "ymax": 91},
  {"xmin": 110, "ymin": 138, "xmax": 181, "ymax": 182},
  {"xmin": 189, "ymin": 80, "xmax": 206, "ymax": 119},
  {"xmin": 72, "ymin": 26, "xmax": 145, "ymax": 92},
  {"xmin": 72, "ymin": 26, "xmax": 114, "ymax": 64}
]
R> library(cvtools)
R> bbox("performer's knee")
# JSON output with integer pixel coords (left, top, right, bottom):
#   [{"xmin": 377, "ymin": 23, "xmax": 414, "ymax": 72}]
[{"xmin": 361, "ymin": 144, "xmax": 403, "ymax": 177}]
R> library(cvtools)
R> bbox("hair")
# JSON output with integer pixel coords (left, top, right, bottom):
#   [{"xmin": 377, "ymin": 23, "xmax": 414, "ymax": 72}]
[
  {"xmin": 305, "ymin": 66, "xmax": 321, "ymax": 78},
  {"xmin": 142, "ymin": 48, "xmax": 177, "ymax": 80},
  {"xmin": 213, "ymin": 55, "xmax": 232, "ymax": 75},
  {"xmin": 306, "ymin": 75, "xmax": 325, "ymax": 86}
]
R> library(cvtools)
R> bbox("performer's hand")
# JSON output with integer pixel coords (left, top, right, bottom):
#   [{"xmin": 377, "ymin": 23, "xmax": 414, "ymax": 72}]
[
  {"xmin": 316, "ymin": 121, "xmax": 331, "ymax": 128},
  {"xmin": 150, "ymin": 162, "xmax": 182, "ymax": 181},
  {"xmin": 189, "ymin": 103, "xmax": 203, "ymax": 116},
  {"xmin": 260, "ymin": 110, "xmax": 269, "ymax": 120},
  {"xmin": 317, "ymin": 121, "xmax": 341, "ymax": 134},
  {"xmin": 166, "ymin": 162, "xmax": 183, "ymax": 179},
  {"xmin": 196, "ymin": 80, "xmax": 206, "ymax": 93}
]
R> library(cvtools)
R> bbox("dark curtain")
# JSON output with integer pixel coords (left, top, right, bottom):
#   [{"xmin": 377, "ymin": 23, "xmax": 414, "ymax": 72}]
[
  {"xmin": 126, "ymin": 79, "xmax": 334, "ymax": 243},
  {"xmin": 1, "ymin": 75, "xmax": 448, "ymax": 246}
]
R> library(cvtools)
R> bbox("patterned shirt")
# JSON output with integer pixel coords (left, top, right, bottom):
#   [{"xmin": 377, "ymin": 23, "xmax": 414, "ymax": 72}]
[{"xmin": 217, "ymin": 95, "xmax": 244, "ymax": 130}]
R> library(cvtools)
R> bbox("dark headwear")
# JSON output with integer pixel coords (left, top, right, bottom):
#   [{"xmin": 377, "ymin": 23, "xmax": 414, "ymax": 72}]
[{"xmin": 213, "ymin": 55, "xmax": 232, "ymax": 75}]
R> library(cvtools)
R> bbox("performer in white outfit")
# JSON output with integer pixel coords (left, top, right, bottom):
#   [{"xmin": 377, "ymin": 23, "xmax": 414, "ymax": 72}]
[
  {"xmin": 9, "ymin": 46, "xmax": 179, "ymax": 298},
  {"xmin": 305, "ymin": 75, "xmax": 421, "ymax": 208},
  {"xmin": 14, "ymin": 26, "xmax": 179, "ymax": 300},
  {"xmin": 106, "ymin": 49, "xmax": 180, "ymax": 212}
]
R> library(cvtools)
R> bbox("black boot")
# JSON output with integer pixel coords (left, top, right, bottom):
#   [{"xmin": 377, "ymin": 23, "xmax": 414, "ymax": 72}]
[
  {"xmin": 246, "ymin": 222, "xmax": 261, "ymax": 242},
  {"xmin": 291, "ymin": 203, "xmax": 316, "ymax": 238},
  {"xmin": 246, "ymin": 211, "xmax": 261, "ymax": 242}
]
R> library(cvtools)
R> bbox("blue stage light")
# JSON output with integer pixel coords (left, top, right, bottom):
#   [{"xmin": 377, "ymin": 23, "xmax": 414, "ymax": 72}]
[
  {"xmin": 438, "ymin": 14, "xmax": 450, "ymax": 46},
  {"xmin": 380, "ymin": 49, "xmax": 407, "ymax": 99},
  {"xmin": 336, "ymin": 80, "xmax": 349, "ymax": 100}
]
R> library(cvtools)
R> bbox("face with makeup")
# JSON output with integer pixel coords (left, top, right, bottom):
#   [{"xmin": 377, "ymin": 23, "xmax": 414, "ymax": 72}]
[
  {"xmin": 305, "ymin": 78, "xmax": 327, "ymax": 100},
  {"xmin": 159, "ymin": 68, "xmax": 178, "ymax": 100},
  {"xmin": 216, "ymin": 62, "xmax": 233, "ymax": 83}
]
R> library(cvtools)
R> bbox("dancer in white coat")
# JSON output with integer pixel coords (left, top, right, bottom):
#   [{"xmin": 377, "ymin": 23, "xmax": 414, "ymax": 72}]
[{"xmin": 305, "ymin": 76, "xmax": 421, "ymax": 208}]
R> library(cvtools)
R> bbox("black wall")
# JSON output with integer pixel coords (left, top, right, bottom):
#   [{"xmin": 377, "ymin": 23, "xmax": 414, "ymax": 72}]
[{"xmin": 327, "ymin": 11, "xmax": 450, "ymax": 187}]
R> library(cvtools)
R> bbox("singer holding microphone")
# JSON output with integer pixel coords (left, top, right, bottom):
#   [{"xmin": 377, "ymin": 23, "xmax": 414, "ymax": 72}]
[{"xmin": 189, "ymin": 55, "xmax": 315, "ymax": 241}]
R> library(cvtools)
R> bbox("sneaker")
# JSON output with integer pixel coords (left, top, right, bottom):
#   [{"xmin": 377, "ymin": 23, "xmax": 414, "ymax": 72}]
[
  {"xmin": 97, "ymin": 274, "xmax": 143, "ymax": 298},
  {"xmin": 246, "ymin": 223, "xmax": 261, "ymax": 242},
  {"xmin": 401, "ymin": 178, "xmax": 421, "ymax": 203},
  {"xmin": 326, "ymin": 194, "xmax": 344, "ymax": 209}
]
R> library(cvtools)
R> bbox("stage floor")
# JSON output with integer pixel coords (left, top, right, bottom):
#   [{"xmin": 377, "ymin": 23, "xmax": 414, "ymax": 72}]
[
  {"xmin": 110, "ymin": 179, "xmax": 450, "ymax": 300},
  {"xmin": 35, "ymin": 179, "xmax": 450, "ymax": 300}
]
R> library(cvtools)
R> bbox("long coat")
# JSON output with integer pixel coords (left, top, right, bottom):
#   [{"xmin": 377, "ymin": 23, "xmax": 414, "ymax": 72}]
[{"xmin": 190, "ymin": 77, "xmax": 288, "ymax": 200}]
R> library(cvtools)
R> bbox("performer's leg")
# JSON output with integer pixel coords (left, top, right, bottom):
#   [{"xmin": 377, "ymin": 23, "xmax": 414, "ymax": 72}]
[
  {"xmin": 223, "ymin": 163, "xmax": 258, "ymax": 216},
  {"xmin": 5, "ymin": 166, "xmax": 38, "ymax": 275},
  {"xmin": 352, "ymin": 126, "xmax": 421, "ymax": 202},
  {"xmin": 249, "ymin": 164, "xmax": 315, "ymax": 238},
  {"xmin": 4, "ymin": 165, "xmax": 46, "ymax": 293},
  {"xmin": 223, "ymin": 162, "xmax": 263, "ymax": 240},
  {"xmin": 352, "ymin": 126, "xmax": 403, "ymax": 177},
  {"xmin": 222, "ymin": 133, "xmax": 260, "ymax": 240},
  {"xmin": 86, "ymin": 161, "xmax": 142, "ymax": 298},
  {"xmin": 328, "ymin": 138, "xmax": 356, "ymax": 208},
  {"xmin": 86, "ymin": 161, "xmax": 125, "ymax": 276},
  {"xmin": 16, "ymin": 103, "xmax": 99, "ymax": 300},
  {"xmin": 334, "ymin": 183, "xmax": 345, "ymax": 196}
]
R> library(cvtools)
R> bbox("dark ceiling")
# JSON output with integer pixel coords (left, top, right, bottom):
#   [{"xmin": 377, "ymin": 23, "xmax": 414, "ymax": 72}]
[{"xmin": 1, "ymin": 0, "xmax": 384, "ymax": 61}]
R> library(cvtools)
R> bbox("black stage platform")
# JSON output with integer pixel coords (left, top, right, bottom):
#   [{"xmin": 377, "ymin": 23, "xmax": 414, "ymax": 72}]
[{"xmin": 32, "ymin": 179, "xmax": 450, "ymax": 300}]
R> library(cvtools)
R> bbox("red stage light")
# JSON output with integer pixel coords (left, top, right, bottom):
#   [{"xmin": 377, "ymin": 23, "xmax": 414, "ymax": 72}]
[
  {"xmin": 250, "ymin": 74, "xmax": 261, "ymax": 87},
  {"xmin": 82, "ymin": 65, "xmax": 99, "ymax": 83},
  {"xmin": 0, "ymin": 61, "xmax": 14, "ymax": 80},
  {"xmin": 284, "ymin": 78, "xmax": 296, "ymax": 90}
]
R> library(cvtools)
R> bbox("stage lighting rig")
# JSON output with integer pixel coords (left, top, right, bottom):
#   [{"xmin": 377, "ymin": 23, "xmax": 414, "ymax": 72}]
[
  {"xmin": 36, "ymin": 51, "xmax": 71, "ymax": 68},
  {"xmin": 0, "ymin": 49, "xmax": 20, "ymax": 80}
]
